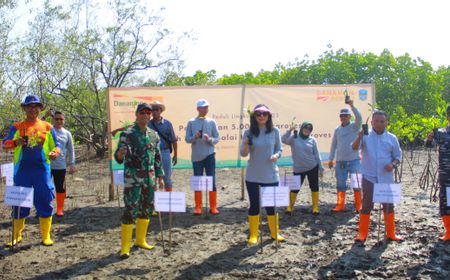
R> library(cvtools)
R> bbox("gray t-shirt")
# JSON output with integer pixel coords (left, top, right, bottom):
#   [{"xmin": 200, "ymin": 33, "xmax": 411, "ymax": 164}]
[
  {"xmin": 240, "ymin": 127, "xmax": 282, "ymax": 183},
  {"xmin": 282, "ymin": 130, "xmax": 323, "ymax": 173},
  {"xmin": 51, "ymin": 127, "xmax": 75, "ymax": 170},
  {"xmin": 329, "ymin": 106, "xmax": 362, "ymax": 162},
  {"xmin": 185, "ymin": 117, "xmax": 219, "ymax": 162}
]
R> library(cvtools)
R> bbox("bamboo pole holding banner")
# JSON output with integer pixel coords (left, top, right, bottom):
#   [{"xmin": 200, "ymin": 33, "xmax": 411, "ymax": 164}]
[
  {"xmin": 169, "ymin": 191, "xmax": 173, "ymax": 255},
  {"xmin": 238, "ymin": 85, "xmax": 247, "ymax": 201},
  {"xmin": 273, "ymin": 185, "xmax": 278, "ymax": 251},
  {"xmin": 258, "ymin": 185, "xmax": 263, "ymax": 253}
]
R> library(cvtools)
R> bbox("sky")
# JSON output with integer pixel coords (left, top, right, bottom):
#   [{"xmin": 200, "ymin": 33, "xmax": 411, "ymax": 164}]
[
  {"xmin": 151, "ymin": 0, "xmax": 450, "ymax": 77},
  {"xmin": 10, "ymin": 0, "xmax": 450, "ymax": 78}
]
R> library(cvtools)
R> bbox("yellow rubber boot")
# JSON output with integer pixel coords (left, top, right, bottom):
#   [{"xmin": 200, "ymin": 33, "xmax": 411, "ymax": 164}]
[
  {"xmin": 267, "ymin": 214, "xmax": 285, "ymax": 242},
  {"xmin": 6, "ymin": 218, "xmax": 25, "ymax": 247},
  {"xmin": 120, "ymin": 224, "xmax": 133, "ymax": 258},
  {"xmin": 311, "ymin": 191, "xmax": 319, "ymax": 214},
  {"xmin": 134, "ymin": 218, "xmax": 154, "ymax": 250},
  {"xmin": 440, "ymin": 215, "xmax": 450, "ymax": 241},
  {"xmin": 39, "ymin": 217, "xmax": 54, "ymax": 246},
  {"xmin": 285, "ymin": 192, "xmax": 298, "ymax": 214},
  {"xmin": 247, "ymin": 215, "xmax": 260, "ymax": 245}
]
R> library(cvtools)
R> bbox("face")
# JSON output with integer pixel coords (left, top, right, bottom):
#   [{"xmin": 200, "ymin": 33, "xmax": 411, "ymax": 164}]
[
  {"xmin": 197, "ymin": 106, "xmax": 208, "ymax": 116},
  {"xmin": 340, "ymin": 114, "xmax": 351, "ymax": 125},
  {"xmin": 136, "ymin": 109, "xmax": 152, "ymax": 125},
  {"xmin": 53, "ymin": 113, "xmax": 65, "ymax": 128},
  {"xmin": 254, "ymin": 111, "xmax": 269, "ymax": 125},
  {"xmin": 371, "ymin": 114, "xmax": 388, "ymax": 132},
  {"xmin": 23, "ymin": 104, "xmax": 42, "ymax": 119},
  {"xmin": 302, "ymin": 125, "xmax": 312, "ymax": 136},
  {"xmin": 151, "ymin": 106, "xmax": 162, "ymax": 119}
]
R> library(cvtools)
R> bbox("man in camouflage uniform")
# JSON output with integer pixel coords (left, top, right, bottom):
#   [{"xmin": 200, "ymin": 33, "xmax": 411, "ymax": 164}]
[
  {"xmin": 426, "ymin": 105, "xmax": 450, "ymax": 241},
  {"xmin": 114, "ymin": 103, "xmax": 164, "ymax": 258}
]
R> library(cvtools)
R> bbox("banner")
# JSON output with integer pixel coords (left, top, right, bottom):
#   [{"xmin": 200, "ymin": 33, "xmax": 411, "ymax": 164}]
[{"xmin": 107, "ymin": 84, "xmax": 375, "ymax": 170}]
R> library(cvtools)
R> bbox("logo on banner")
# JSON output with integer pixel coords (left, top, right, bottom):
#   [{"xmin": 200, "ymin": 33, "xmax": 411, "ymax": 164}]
[{"xmin": 358, "ymin": 89, "xmax": 368, "ymax": 101}]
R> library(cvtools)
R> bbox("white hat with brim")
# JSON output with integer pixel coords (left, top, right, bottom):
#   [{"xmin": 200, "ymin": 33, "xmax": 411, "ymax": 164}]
[
  {"xmin": 196, "ymin": 98, "xmax": 209, "ymax": 108},
  {"xmin": 150, "ymin": 101, "xmax": 166, "ymax": 112}
]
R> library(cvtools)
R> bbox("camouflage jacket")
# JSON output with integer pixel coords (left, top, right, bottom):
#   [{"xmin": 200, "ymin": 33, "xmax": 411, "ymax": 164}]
[{"xmin": 114, "ymin": 123, "xmax": 164, "ymax": 187}]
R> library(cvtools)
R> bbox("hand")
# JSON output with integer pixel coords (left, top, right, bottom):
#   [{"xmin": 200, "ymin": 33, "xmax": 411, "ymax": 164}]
[
  {"xmin": 14, "ymin": 138, "xmax": 26, "ymax": 146},
  {"xmin": 358, "ymin": 130, "xmax": 364, "ymax": 138},
  {"xmin": 319, "ymin": 170, "xmax": 324, "ymax": 178},
  {"xmin": 385, "ymin": 163, "xmax": 394, "ymax": 172},
  {"xmin": 195, "ymin": 131, "xmax": 202, "ymax": 139},
  {"xmin": 43, "ymin": 110, "xmax": 53, "ymax": 119},
  {"xmin": 289, "ymin": 123, "xmax": 296, "ymax": 132},
  {"xmin": 158, "ymin": 177, "xmax": 165, "ymax": 189},
  {"xmin": 348, "ymin": 100, "xmax": 354, "ymax": 107},
  {"xmin": 69, "ymin": 165, "xmax": 76, "ymax": 174},
  {"xmin": 244, "ymin": 138, "xmax": 250, "ymax": 146},
  {"xmin": 172, "ymin": 156, "xmax": 177, "ymax": 166},
  {"xmin": 270, "ymin": 154, "xmax": 279, "ymax": 162},
  {"xmin": 427, "ymin": 132, "xmax": 434, "ymax": 141},
  {"xmin": 117, "ymin": 146, "xmax": 127, "ymax": 161},
  {"xmin": 49, "ymin": 151, "xmax": 58, "ymax": 160},
  {"xmin": 203, "ymin": 133, "xmax": 210, "ymax": 141},
  {"xmin": 328, "ymin": 161, "xmax": 334, "ymax": 169}
]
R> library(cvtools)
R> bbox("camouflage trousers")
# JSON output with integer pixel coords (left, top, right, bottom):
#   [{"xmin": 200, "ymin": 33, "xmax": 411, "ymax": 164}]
[
  {"xmin": 121, "ymin": 183, "xmax": 155, "ymax": 224},
  {"xmin": 439, "ymin": 175, "xmax": 450, "ymax": 216}
]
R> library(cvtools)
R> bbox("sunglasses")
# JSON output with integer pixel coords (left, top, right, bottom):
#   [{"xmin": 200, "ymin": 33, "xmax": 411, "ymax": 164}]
[
  {"xmin": 339, "ymin": 114, "xmax": 350, "ymax": 118},
  {"xmin": 139, "ymin": 110, "xmax": 152, "ymax": 115},
  {"xmin": 254, "ymin": 112, "xmax": 269, "ymax": 117},
  {"xmin": 54, "ymin": 118, "xmax": 64, "ymax": 121},
  {"xmin": 303, "ymin": 126, "xmax": 312, "ymax": 131}
]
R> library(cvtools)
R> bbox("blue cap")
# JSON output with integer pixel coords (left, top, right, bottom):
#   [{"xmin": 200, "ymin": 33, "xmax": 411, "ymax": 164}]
[
  {"xmin": 21, "ymin": 95, "xmax": 43, "ymax": 107},
  {"xmin": 135, "ymin": 103, "xmax": 152, "ymax": 113}
]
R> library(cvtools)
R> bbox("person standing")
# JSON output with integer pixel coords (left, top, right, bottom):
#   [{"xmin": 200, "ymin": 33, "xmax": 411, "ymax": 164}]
[
  {"xmin": 425, "ymin": 105, "xmax": 450, "ymax": 241},
  {"xmin": 282, "ymin": 121, "xmax": 324, "ymax": 215},
  {"xmin": 352, "ymin": 110, "xmax": 403, "ymax": 242},
  {"xmin": 329, "ymin": 99, "xmax": 362, "ymax": 213},
  {"xmin": 51, "ymin": 111, "xmax": 76, "ymax": 217},
  {"xmin": 3, "ymin": 94, "xmax": 60, "ymax": 246},
  {"xmin": 114, "ymin": 103, "xmax": 164, "ymax": 258},
  {"xmin": 148, "ymin": 101, "xmax": 177, "ymax": 192},
  {"xmin": 240, "ymin": 104, "xmax": 285, "ymax": 245},
  {"xmin": 185, "ymin": 99, "xmax": 220, "ymax": 215}
]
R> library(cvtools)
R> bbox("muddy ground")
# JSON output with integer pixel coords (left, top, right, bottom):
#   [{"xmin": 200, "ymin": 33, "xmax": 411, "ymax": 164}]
[{"xmin": 1, "ymin": 149, "xmax": 450, "ymax": 279}]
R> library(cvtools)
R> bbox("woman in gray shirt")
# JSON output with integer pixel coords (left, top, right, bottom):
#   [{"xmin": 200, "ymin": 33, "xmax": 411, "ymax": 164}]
[
  {"xmin": 240, "ymin": 104, "xmax": 285, "ymax": 245},
  {"xmin": 282, "ymin": 121, "xmax": 323, "ymax": 215}
]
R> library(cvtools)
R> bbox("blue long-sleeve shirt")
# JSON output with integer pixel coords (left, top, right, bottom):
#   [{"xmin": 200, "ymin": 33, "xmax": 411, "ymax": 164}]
[
  {"xmin": 185, "ymin": 117, "xmax": 219, "ymax": 162},
  {"xmin": 240, "ymin": 127, "xmax": 282, "ymax": 183},
  {"xmin": 360, "ymin": 129, "xmax": 401, "ymax": 184}
]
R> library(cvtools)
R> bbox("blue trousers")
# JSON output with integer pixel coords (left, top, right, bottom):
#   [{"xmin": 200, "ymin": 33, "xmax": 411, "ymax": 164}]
[
  {"xmin": 246, "ymin": 181, "xmax": 278, "ymax": 216},
  {"xmin": 161, "ymin": 149, "xmax": 173, "ymax": 188},
  {"xmin": 13, "ymin": 165, "xmax": 55, "ymax": 218},
  {"xmin": 335, "ymin": 159, "xmax": 361, "ymax": 192},
  {"xmin": 192, "ymin": 153, "xmax": 216, "ymax": 191}
]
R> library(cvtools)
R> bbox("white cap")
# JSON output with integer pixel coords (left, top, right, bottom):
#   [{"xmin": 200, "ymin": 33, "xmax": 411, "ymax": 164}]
[{"xmin": 196, "ymin": 98, "xmax": 209, "ymax": 108}]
